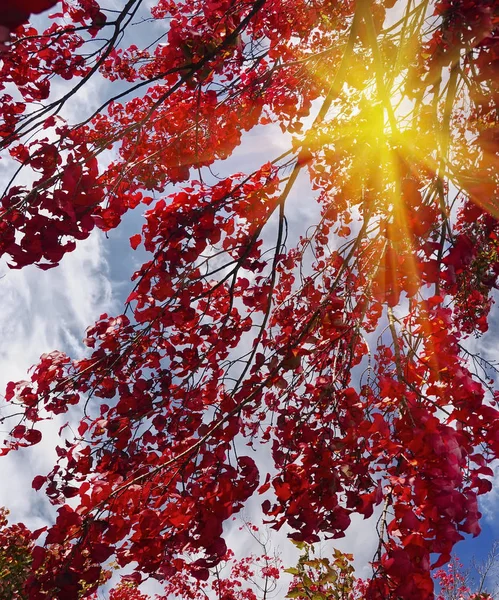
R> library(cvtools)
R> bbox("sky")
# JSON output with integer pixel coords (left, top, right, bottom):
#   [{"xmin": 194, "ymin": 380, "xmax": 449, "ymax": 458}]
[{"xmin": 0, "ymin": 1, "xmax": 499, "ymax": 597}]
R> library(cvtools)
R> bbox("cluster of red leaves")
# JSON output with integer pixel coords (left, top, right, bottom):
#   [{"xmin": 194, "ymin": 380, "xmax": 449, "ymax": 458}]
[
  {"xmin": 434, "ymin": 556, "xmax": 493, "ymax": 600},
  {"xmin": 0, "ymin": 1, "xmax": 60, "ymax": 36},
  {"xmin": 0, "ymin": 0, "xmax": 498, "ymax": 599}
]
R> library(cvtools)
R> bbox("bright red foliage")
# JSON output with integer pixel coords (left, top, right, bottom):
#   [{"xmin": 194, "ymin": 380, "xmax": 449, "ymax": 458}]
[
  {"xmin": 0, "ymin": 1, "xmax": 60, "ymax": 34},
  {"xmin": 434, "ymin": 556, "xmax": 494, "ymax": 600},
  {"xmin": 0, "ymin": 0, "xmax": 498, "ymax": 598}
]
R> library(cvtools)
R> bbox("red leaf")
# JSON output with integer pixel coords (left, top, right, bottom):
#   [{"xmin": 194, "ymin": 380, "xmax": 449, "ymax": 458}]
[
  {"xmin": 192, "ymin": 568, "xmax": 210, "ymax": 581},
  {"xmin": 32, "ymin": 475, "xmax": 46, "ymax": 490},
  {"xmin": 12, "ymin": 425, "xmax": 26, "ymax": 439},
  {"xmin": 24, "ymin": 428, "xmax": 42, "ymax": 444},
  {"xmin": 62, "ymin": 486, "xmax": 79, "ymax": 498},
  {"xmin": 89, "ymin": 543, "xmax": 113, "ymax": 562},
  {"xmin": 129, "ymin": 234, "xmax": 141, "ymax": 250}
]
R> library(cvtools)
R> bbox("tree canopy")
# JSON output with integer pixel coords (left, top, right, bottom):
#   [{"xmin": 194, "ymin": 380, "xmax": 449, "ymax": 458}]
[{"xmin": 0, "ymin": 0, "xmax": 498, "ymax": 598}]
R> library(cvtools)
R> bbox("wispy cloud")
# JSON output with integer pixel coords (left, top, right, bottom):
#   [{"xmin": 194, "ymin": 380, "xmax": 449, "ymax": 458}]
[{"xmin": 0, "ymin": 231, "xmax": 114, "ymax": 528}]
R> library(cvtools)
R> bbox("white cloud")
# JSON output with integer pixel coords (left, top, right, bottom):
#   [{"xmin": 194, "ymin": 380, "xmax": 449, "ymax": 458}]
[{"xmin": 0, "ymin": 231, "xmax": 114, "ymax": 529}]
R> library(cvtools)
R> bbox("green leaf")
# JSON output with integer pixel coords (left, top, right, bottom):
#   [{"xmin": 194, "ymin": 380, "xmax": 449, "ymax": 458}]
[{"xmin": 291, "ymin": 540, "xmax": 307, "ymax": 551}]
